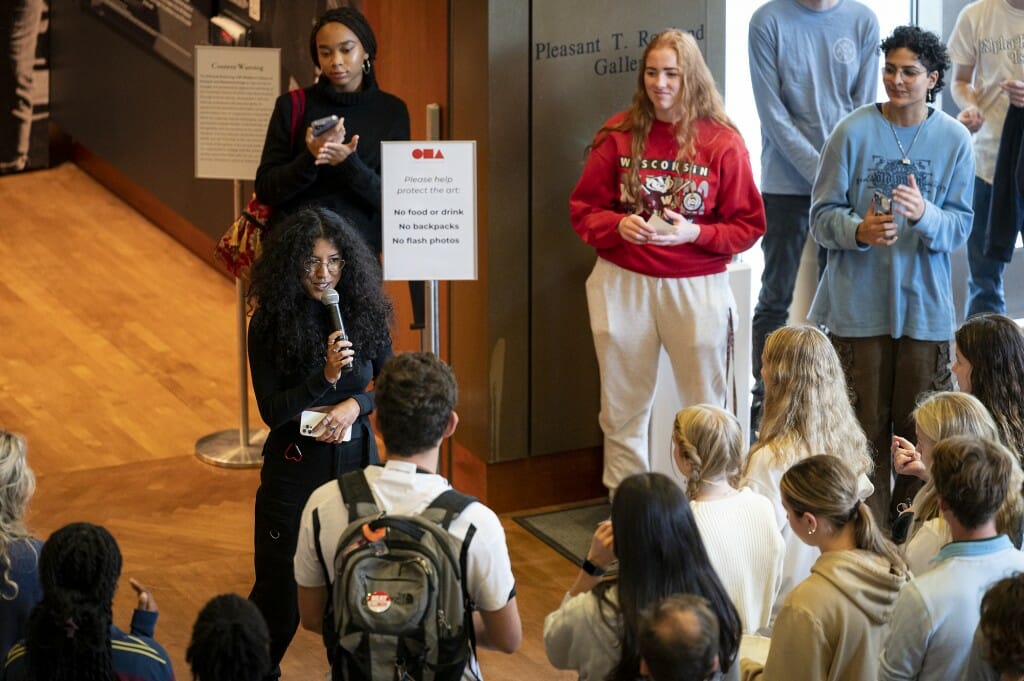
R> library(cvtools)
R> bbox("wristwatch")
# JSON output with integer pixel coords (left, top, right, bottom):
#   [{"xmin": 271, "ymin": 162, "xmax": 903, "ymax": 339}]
[{"xmin": 581, "ymin": 558, "xmax": 607, "ymax": 577}]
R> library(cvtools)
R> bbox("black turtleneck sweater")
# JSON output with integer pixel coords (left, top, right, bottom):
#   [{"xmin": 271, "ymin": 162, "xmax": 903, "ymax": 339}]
[{"xmin": 254, "ymin": 76, "xmax": 410, "ymax": 254}]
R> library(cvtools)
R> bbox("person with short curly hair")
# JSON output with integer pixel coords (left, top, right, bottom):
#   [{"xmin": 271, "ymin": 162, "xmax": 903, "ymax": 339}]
[
  {"xmin": 809, "ymin": 24, "xmax": 975, "ymax": 527},
  {"xmin": 245, "ymin": 205, "xmax": 393, "ymax": 673},
  {"xmin": 0, "ymin": 430, "xmax": 41, "ymax": 662},
  {"xmin": 963, "ymin": 572, "xmax": 1024, "ymax": 681},
  {"xmin": 953, "ymin": 313, "xmax": 1024, "ymax": 462},
  {"xmin": 187, "ymin": 594, "xmax": 271, "ymax": 681}
]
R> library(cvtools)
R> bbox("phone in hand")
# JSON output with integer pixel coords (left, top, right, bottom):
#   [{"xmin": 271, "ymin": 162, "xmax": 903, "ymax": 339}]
[
  {"xmin": 873, "ymin": 190, "xmax": 893, "ymax": 216},
  {"xmin": 311, "ymin": 115, "xmax": 339, "ymax": 137}
]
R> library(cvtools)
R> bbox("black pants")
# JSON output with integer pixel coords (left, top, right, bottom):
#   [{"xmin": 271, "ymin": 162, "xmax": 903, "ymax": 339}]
[{"xmin": 249, "ymin": 420, "xmax": 378, "ymax": 673}]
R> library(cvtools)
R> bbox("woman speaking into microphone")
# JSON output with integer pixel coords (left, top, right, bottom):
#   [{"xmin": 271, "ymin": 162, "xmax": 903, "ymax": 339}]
[{"xmin": 245, "ymin": 206, "xmax": 393, "ymax": 671}]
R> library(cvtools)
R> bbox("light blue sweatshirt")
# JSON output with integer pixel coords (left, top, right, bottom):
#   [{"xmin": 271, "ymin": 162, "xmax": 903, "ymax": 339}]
[
  {"xmin": 809, "ymin": 104, "xmax": 975, "ymax": 340},
  {"xmin": 749, "ymin": 0, "xmax": 879, "ymax": 194},
  {"xmin": 877, "ymin": 535, "xmax": 1024, "ymax": 681}
]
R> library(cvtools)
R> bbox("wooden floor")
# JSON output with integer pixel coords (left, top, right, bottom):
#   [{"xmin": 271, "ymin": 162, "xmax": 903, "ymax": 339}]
[{"xmin": 0, "ymin": 164, "xmax": 579, "ymax": 680}]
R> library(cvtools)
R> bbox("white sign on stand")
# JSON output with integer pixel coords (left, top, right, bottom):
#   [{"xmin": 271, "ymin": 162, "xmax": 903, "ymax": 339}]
[
  {"xmin": 381, "ymin": 141, "xmax": 477, "ymax": 281},
  {"xmin": 194, "ymin": 45, "xmax": 280, "ymax": 180}
]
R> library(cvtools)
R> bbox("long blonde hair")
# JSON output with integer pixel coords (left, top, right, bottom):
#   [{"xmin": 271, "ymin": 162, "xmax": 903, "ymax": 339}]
[
  {"xmin": 672, "ymin": 405, "xmax": 743, "ymax": 499},
  {"xmin": 782, "ymin": 455, "xmax": 905, "ymax": 571},
  {"xmin": 747, "ymin": 326, "xmax": 871, "ymax": 475},
  {"xmin": 0, "ymin": 430, "xmax": 36, "ymax": 600},
  {"xmin": 592, "ymin": 29, "xmax": 736, "ymax": 213},
  {"xmin": 910, "ymin": 393, "xmax": 1024, "ymax": 545}
]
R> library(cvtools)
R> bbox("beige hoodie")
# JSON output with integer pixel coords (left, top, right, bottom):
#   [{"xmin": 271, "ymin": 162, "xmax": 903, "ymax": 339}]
[{"xmin": 741, "ymin": 549, "xmax": 910, "ymax": 681}]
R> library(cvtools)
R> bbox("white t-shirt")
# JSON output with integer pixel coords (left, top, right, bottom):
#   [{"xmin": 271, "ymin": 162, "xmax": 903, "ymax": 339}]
[
  {"xmin": 691, "ymin": 488, "xmax": 785, "ymax": 634},
  {"xmin": 903, "ymin": 516, "xmax": 951, "ymax": 577},
  {"xmin": 294, "ymin": 460, "xmax": 516, "ymax": 680},
  {"xmin": 947, "ymin": 0, "xmax": 1024, "ymax": 183},
  {"xmin": 740, "ymin": 446, "xmax": 820, "ymax": 623}
]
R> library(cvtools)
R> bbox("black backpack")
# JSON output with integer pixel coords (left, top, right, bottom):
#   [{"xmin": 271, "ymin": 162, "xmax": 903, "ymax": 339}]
[{"xmin": 313, "ymin": 469, "xmax": 478, "ymax": 681}]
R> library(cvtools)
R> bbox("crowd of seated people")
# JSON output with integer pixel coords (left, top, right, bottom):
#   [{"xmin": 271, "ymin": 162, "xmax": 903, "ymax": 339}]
[{"xmin": 5, "ymin": 310, "xmax": 1024, "ymax": 681}]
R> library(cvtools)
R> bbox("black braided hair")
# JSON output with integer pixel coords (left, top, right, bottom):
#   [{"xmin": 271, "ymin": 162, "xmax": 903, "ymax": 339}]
[
  {"xmin": 187, "ymin": 594, "xmax": 271, "ymax": 681},
  {"xmin": 26, "ymin": 522, "xmax": 122, "ymax": 681}
]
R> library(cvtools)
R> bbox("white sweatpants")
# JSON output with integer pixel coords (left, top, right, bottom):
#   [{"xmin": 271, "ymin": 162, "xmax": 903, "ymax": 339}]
[{"xmin": 586, "ymin": 258, "xmax": 735, "ymax": 492}]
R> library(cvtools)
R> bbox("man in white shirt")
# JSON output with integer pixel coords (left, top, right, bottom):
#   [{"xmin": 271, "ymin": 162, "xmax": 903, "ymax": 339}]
[
  {"xmin": 878, "ymin": 436, "xmax": 1024, "ymax": 681},
  {"xmin": 293, "ymin": 352, "xmax": 521, "ymax": 679},
  {"xmin": 948, "ymin": 0, "xmax": 1024, "ymax": 316}
]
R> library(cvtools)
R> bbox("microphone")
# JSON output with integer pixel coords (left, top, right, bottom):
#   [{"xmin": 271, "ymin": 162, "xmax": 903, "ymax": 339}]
[{"xmin": 321, "ymin": 288, "xmax": 353, "ymax": 373}]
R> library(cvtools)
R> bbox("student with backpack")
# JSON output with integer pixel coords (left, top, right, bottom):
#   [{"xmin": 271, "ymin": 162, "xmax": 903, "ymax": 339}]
[{"xmin": 293, "ymin": 352, "xmax": 521, "ymax": 681}]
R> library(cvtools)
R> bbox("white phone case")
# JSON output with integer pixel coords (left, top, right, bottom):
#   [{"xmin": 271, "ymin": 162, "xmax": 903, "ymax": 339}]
[{"xmin": 300, "ymin": 411, "xmax": 327, "ymax": 437}]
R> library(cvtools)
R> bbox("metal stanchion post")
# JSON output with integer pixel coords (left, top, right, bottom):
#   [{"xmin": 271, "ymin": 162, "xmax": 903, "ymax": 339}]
[{"xmin": 195, "ymin": 179, "xmax": 268, "ymax": 468}]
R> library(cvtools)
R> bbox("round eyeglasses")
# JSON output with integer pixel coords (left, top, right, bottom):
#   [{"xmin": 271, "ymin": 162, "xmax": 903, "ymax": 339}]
[{"xmin": 303, "ymin": 257, "xmax": 346, "ymax": 275}]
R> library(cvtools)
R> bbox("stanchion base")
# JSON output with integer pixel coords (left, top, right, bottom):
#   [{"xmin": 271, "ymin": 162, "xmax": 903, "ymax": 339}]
[{"xmin": 195, "ymin": 429, "xmax": 268, "ymax": 469}]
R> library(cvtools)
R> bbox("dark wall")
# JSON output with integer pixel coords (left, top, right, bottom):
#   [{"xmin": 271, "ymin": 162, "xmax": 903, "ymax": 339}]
[{"xmin": 50, "ymin": 4, "xmax": 234, "ymax": 239}]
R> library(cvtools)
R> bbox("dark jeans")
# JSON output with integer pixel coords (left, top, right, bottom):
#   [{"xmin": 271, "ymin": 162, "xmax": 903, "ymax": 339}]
[
  {"xmin": 751, "ymin": 194, "xmax": 827, "ymax": 404},
  {"xmin": 830, "ymin": 335, "xmax": 952, "ymax": 527},
  {"xmin": 0, "ymin": 0, "xmax": 41, "ymax": 172},
  {"xmin": 966, "ymin": 177, "xmax": 1007, "ymax": 316}
]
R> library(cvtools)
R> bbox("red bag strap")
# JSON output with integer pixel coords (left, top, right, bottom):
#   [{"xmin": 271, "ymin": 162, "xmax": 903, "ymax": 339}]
[{"xmin": 288, "ymin": 88, "xmax": 307, "ymax": 146}]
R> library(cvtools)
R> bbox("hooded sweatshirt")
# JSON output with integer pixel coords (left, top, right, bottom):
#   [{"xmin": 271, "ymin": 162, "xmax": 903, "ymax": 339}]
[{"xmin": 741, "ymin": 549, "xmax": 909, "ymax": 681}]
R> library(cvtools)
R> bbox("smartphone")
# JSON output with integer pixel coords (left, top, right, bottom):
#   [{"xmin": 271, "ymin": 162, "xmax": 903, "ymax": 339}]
[
  {"xmin": 873, "ymin": 190, "xmax": 893, "ymax": 216},
  {"xmin": 300, "ymin": 410, "xmax": 327, "ymax": 437},
  {"xmin": 311, "ymin": 115, "xmax": 339, "ymax": 137}
]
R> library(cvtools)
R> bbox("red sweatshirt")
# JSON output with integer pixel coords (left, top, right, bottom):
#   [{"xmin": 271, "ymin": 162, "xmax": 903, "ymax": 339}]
[{"xmin": 570, "ymin": 112, "xmax": 766, "ymax": 278}]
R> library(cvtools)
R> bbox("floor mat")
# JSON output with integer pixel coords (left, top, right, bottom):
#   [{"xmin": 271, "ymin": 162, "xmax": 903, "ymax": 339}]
[{"xmin": 513, "ymin": 501, "xmax": 611, "ymax": 566}]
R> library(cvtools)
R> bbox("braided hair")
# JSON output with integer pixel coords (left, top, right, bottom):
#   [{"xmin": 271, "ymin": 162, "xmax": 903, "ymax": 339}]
[
  {"xmin": 187, "ymin": 594, "xmax": 271, "ymax": 681},
  {"xmin": 26, "ymin": 523, "xmax": 122, "ymax": 681}
]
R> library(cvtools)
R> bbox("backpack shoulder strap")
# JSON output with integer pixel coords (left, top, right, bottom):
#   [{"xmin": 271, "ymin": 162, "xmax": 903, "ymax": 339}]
[
  {"xmin": 312, "ymin": 507, "xmax": 331, "ymax": 591},
  {"xmin": 339, "ymin": 469, "xmax": 380, "ymax": 522},
  {"xmin": 425, "ymin": 489, "xmax": 477, "ymax": 530},
  {"xmin": 287, "ymin": 88, "xmax": 307, "ymax": 146}
]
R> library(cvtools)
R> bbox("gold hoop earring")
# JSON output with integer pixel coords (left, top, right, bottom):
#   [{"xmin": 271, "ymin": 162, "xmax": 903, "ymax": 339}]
[{"xmin": 362, "ymin": 59, "xmax": 371, "ymax": 74}]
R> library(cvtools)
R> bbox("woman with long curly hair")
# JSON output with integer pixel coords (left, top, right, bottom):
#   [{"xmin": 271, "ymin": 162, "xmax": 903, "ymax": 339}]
[
  {"xmin": 245, "ymin": 206, "xmax": 392, "ymax": 671},
  {"xmin": 953, "ymin": 313, "xmax": 1024, "ymax": 461},
  {"xmin": 0, "ymin": 430, "xmax": 41, "ymax": 662},
  {"xmin": 544, "ymin": 472, "xmax": 742, "ymax": 681},
  {"xmin": 741, "ymin": 324, "xmax": 872, "ymax": 618},
  {"xmin": 3, "ymin": 522, "xmax": 172, "ymax": 681},
  {"xmin": 891, "ymin": 391, "xmax": 1024, "ymax": 573},
  {"xmin": 569, "ymin": 29, "xmax": 765, "ymax": 496},
  {"xmin": 742, "ymin": 456, "xmax": 909, "ymax": 681}
]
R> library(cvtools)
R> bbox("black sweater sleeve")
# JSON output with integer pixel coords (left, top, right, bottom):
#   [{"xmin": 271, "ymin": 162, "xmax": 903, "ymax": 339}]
[
  {"xmin": 247, "ymin": 321, "xmax": 337, "ymax": 430},
  {"xmin": 334, "ymin": 97, "xmax": 411, "ymax": 212},
  {"xmin": 254, "ymin": 92, "xmax": 318, "ymax": 207}
]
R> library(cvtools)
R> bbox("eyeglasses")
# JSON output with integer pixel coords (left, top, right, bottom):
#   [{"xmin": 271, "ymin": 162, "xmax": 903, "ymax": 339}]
[{"xmin": 303, "ymin": 257, "xmax": 345, "ymax": 275}]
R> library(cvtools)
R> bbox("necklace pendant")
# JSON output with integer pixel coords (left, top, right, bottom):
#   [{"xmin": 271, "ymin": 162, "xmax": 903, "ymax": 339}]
[{"xmin": 901, "ymin": 158, "xmax": 910, "ymax": 165}]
